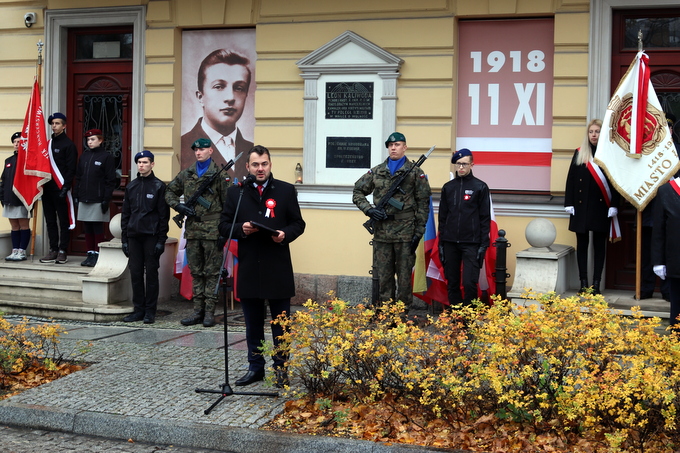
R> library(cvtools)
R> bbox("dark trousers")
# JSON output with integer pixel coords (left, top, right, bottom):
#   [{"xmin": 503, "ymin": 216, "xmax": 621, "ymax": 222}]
[
  {"xmin": 641, "ymin": 225, "xmax": 670, "ymax": 297},
  {"xmin": 128, "ymin": 235, "xmax": 160, "ymax": 317},
  {"xmin": 42, "ymin": 186, "xmax": 70, "ymax": 251},
  {"xmin": 240, "ymin": 297, "xmax": 289, "ymax": 373},
  {"xmin": 670, "ymin": 278, "xmax": 680, "ymax": 326},
  {"xmin": 575, "ymin": 231, "xmax": 607, "ymax": 283},
  {"xmin": 442, "ymin": 241, "xmax": 480, "ymax": 306}
]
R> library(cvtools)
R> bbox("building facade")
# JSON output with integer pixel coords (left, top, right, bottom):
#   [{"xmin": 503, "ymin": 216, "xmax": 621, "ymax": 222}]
[{"xmin": 1, "ymin": 0, "xmax": 678, "ymax": 297}]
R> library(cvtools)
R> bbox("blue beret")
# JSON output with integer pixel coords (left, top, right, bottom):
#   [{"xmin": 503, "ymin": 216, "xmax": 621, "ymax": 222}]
[
  {"xmin": 11, "ymin": 132, "xmax": 21, "ymax": 143},
  {"xmin": 385, "ymin": 132, "xmax": 406, "ymax": 148},
  {"xmin": 134, "ymin": 150, "xmax": 154, "ymax": 163},
  {"xmin": 48, "ymin": 112, "xmax": 67, "ymax": 124},
  {"xmin": 452, "ymin": 148, "xmax": 472, "ymax": 163},
  {"xmin": 191, "ymin": 138, "xmax": 212, "ymax": 150}
]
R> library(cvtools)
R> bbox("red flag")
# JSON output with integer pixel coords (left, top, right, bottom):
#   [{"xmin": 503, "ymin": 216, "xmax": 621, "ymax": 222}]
[{"xmin": 13, "ymin": 78, "xmax": 51, "ymax": 210}]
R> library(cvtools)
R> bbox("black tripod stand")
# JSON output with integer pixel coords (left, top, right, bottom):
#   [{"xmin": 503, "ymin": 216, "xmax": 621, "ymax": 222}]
[{"xmin": 195, "ymin": 178, "xmax": 278, "ymax": 415}]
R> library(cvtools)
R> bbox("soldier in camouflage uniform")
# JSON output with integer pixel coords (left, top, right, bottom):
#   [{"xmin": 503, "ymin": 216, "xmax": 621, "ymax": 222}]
[
  {"xmin": 166, "ymin": 138, "xmax": 228, "ymax": 327},
  {"xmin": 352, "ymin": 132, "xmax": 431, "ymax": 312}
]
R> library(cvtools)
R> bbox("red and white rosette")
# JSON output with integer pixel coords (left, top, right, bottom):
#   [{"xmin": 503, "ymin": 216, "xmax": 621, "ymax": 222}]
[{"xmin": 265, "ymin": 198, "xmax": 276, "ymax": 218}]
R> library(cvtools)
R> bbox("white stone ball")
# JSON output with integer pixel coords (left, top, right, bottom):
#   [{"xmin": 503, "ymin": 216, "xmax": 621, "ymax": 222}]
[
  {"xmin": 109, "ymin": 213, "xmax": 122, "ymax": 239},
  {"xmin": 525, "ymin": 218, "xmax": 556, "ymax": 248}
]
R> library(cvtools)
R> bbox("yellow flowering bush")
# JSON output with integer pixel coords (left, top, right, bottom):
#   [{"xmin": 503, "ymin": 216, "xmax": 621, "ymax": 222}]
[
  {"xmin": 0, "ymin": 313, "xmax": 80, "ymax": 388},
  {"xmin": 269, "ymin": 293, "xmax": 680, "ymax": 450}
]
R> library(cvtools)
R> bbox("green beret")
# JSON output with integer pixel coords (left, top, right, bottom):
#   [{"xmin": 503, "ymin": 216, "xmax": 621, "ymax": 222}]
[
  {"xmin": 385, "ymin": 132, "xmax": 406, "ymax": 148},
  {"xmin": 191, "ymin": 138, "xmax": 212, "ymax": 150}
]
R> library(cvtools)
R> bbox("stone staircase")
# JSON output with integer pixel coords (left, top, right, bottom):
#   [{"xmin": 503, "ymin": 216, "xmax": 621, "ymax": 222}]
[{"xmin": 0, "ymin": 243, "xmax": 133, "ymax": 322}]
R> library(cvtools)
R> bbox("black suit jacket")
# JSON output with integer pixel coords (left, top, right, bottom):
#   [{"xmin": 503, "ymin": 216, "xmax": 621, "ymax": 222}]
[
  {"xmin": 653, "ymin": 181, "xmax": 680, "ymax": 278},
  {"xmin": 181, "ymin": 118, "xmax": 253, "ymax": 183},
  {"xmin": 219, "ymin": 174, "xmax": 305, "ymax": 300}
]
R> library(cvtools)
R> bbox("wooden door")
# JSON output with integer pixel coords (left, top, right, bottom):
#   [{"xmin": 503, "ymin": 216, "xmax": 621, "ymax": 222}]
[
  {"xmin": 606, "ymin": 9, "xmax": 680, "ymax": 290},
  {"xmin": 66, "ymin": 27, "xmax": 133, "ymax": 255}
]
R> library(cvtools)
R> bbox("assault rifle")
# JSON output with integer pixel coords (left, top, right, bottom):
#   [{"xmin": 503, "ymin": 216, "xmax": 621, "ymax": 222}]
[
  {"xmin": 172, "ymin": 152, "xmax": 243, "ymax": 228},
  {"xmin": 363, "ymin": 145, "xmax": 435, "ymax": 235}
]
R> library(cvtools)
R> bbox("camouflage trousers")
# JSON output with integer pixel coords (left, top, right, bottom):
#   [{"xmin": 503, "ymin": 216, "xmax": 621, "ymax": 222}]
[
  {"xmin": 186, "ymin": 238, "xmax": 222, "ymax": 313},
  {"xmin": 373, "ymin": 240, "xmax": 415, "ymax": 311}
]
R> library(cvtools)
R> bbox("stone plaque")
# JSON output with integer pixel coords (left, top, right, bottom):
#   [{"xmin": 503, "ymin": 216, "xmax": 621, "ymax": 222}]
[
  {"xmin": 326, "ymin": 137, "xmax": 371, "ymax": 168},
  {"xmin": 325, "ymin": 82, "xmax": 374, "ymax": 119}
]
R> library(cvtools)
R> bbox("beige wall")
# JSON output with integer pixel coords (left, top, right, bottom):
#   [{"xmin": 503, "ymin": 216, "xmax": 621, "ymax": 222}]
[{"xmin": 0, "ymin": 0, "xmax": 597, "ymax": 285}]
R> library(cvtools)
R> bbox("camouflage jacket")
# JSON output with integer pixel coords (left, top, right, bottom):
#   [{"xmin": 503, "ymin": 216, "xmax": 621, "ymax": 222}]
[
  {"xmin": 352, "ymin": 158, "xmax": 431, "ymax": 242},
  {"xmin": 165, "ymin": 160, "xmax": 228, "ymax": 240}
]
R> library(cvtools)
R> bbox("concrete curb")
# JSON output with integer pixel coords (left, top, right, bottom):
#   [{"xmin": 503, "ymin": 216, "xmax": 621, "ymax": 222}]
[{"xmin": 0, "ymin": 402, "xmax": 457, "ymax": 452}]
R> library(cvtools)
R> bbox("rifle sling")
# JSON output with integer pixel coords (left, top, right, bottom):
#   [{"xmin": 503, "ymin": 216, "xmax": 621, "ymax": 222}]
[
  {"xmin": 192, "ymin": 213, "xmax": 221, "ymax": 222},
  {"xmin": 384, "ymin": 209, "xmax": 414, "ymax": 221}
]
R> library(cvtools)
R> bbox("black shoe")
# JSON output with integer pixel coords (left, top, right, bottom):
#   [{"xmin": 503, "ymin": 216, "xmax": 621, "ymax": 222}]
[
  {"xmin": 639, "ymin": 291, "xmax": 654, "ymax": 300},
  {"xmin": 234, "ymin": 370, "xmax": 264, "ymax": 386},
  {"xmin": 81, "ymin": 252, "xmax": 94, "ymax": 267},
  {"xmin": 123, "ymin": 312, "xmax": 144, "ymax": 322},
  {"xmin": 663, "ymin": 293, "xmax": 671, "ymax": 302},
  {"xmin": 143, "ymin": 316, "xmax": 155, "ymax": 324},
  {"xmin": 592, "ymin": 280, "xmax": 601, "ymax": 295},
  {"xmin": 579, "ymin": 279, "xmax": 589, "ymax": 294},
  {"xmin": 180, "ymin": 310, "xmax": 204, "ymax": 326},
  {"xmin": 274, "ymin": 368, "xmax": 289, "ymax": 389},
  {"xmin": 202, "ymin": 312, "xmax": 215, "ymax": 327}
]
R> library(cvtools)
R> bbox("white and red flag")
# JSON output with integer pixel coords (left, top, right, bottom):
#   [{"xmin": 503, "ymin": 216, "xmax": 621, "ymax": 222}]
[
  {"xmin": 595, "ymin": 51, "xmax": 680, "ymax": 211},
  {"xmin": 13, "ymin": 78, "xmax": 51, "ymax": 210}
]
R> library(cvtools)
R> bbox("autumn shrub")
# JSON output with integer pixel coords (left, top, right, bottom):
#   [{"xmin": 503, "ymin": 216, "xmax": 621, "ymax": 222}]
[
  {"xmin": 0, "ymin": 313, "xmax": 84, "ymax": 389},
  {"xmin": 269, "ymin": 293, "xmax": 680, "ymax": 450}
]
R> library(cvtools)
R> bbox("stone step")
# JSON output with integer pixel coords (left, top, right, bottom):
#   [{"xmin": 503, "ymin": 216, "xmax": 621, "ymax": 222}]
[
  {"xmin": 0, "ymin": 277, "xmax": 82, "ymax": 301},
  {"xmin": 0, "ymin": 259, "xmax": 91, "ymax": 285},
  {"xmin": 0, "ymin": 294, "xmax": 130, "ymax": 322}
]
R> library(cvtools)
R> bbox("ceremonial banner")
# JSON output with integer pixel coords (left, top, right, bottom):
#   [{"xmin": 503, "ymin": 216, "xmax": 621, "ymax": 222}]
[
  {"xmin": 13, "ymin": 78, "xmax": 51, "ymax": 210},
  {"xmin": 595, "ymin": 51, "xmax": 680, "ymax": 211}
]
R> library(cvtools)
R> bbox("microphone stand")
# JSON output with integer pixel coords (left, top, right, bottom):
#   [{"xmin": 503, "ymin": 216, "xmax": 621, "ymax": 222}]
[{"xmin": 195, "ymin": 178, "xmax": 278, "ymax": 415}]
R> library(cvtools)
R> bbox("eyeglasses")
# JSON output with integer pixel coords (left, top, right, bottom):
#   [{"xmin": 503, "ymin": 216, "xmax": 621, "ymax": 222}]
[{"xmin": 455, "ymin": 162, "xmax": 471, "ymax": 168}]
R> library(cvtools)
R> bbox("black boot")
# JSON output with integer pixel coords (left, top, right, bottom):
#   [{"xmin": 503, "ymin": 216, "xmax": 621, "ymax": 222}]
[
  {"xmin": 181, "ymin": 309, "xmax": 204, "ymax": 326},
  {"xmin": 592, "ymin": 280, "xmax": 601, "ymax": 295},
  {"xmin": 203, "ymin": 311, "xmax": 215, "ymax": 327},
  {"xmin": 579, "ymin": 279, "xmax": 589, "ymax": 294}
]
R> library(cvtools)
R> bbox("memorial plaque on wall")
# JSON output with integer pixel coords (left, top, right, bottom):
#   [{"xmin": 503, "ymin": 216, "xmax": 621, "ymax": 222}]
[
  {"xmin": 326, "ymin": 137, "xmax": 371, "ymax": 168},
  {"xmin": 325, "ymin": 82, "xmax": 373, "ymax": 119}
]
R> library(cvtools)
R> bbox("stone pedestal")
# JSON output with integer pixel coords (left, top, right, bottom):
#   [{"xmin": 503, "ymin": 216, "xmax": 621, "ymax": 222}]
[{"xmin": 508, "ymin": 244, "xmax": 574, "ymax": 298}]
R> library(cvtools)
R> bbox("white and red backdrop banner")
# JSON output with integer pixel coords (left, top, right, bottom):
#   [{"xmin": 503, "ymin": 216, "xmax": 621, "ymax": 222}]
[{"xmin": 457, "ymin": 19, "xmax": 554, "ymax": 191}]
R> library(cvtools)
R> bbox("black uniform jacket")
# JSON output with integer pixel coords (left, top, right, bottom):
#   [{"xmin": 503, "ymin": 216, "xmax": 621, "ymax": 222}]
[
  {"xmin": 564, "ymin": 147, "xmax": 620, "ymax": 234},
  {"xmin": 438, "ymin": 171, "xmax": 491, "ymax": 245},
  {"xmin": 219, "ymin": 173, "xmax": 305, "ymax": 300},
  {"xmin": 74, "ymin": 146, "xmax": 116, "ymax": 203},
  {"xmin": 0, "ymin": 152, "xmax": 22, "ymax": 206},
  {"xmin": 46, "ymin": 132, "xmax": 77, "ymax": 192},
  {"xmin": 121, "ymin": 171, "xmax": 170, "ymax": 244},
  {"xmin": 652, "ymin": 181, "xmax": 680, "ymax": 278}
]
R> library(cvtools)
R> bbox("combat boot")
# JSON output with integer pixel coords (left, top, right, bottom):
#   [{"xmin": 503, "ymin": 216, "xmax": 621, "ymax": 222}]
[
  {"xmin": 203, "ymin": 311, "xmax": 216, "ymax": 327},
  {"xmin": 181, "ymin": 309, "xmax": 204, "ymax": 326}
]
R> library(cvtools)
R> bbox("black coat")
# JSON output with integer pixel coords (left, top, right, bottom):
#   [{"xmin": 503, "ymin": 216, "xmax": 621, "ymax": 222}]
[
  {"xmin": 45, "ymin": 131, "xmax": 78, "ymax": 193},
  {"xmin": 0, "ymin": 152, "xmax": 22, "ymax": 207},
  {"xmin": 439, "ymin": 171, "xmax": 491, "ymax": 245},
  {"xmin": 652, "ymin": 181, "xmax": 680, "ymax": 278},
  {"xmin": 564, "ymin": 147, "xmax": 620, "ymax": 234},
  {"xmin": 74, "ymin": 146, "xmax": 116, "ymax": 203},
  {"xmin": 219, "ymin": 174, "xmax": 305, "ymax": 299},
  {"xmin": 121, "ymin": 171, "xmax": 170, "ymax": 243}
]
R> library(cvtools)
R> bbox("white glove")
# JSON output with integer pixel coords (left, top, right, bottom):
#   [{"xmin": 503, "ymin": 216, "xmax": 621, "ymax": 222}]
[
  {"xmin": 654, "ymin": 265, "xmax": 667, "ymax": 280},
  {"xmin": 608, "ymin": 207, "xmax": 618, "ymax": 218},
  {"xmin": 564, "ymin": 206, "xmax": 575, "ymax": 215}
]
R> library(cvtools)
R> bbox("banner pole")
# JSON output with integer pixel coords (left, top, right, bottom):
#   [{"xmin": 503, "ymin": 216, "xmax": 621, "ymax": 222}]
[
  {"xmin": 30, "ymin": 40, "xmax": 43, "ymax": 260},
  {"xmin": 635, "ymin": 210, "xmax": 641, "ymax": 300}
]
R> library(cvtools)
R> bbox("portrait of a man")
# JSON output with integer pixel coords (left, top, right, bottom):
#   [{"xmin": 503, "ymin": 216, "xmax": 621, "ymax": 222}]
[{"xmin": 181, "ymin": 29, "xmax": 256, "ymax": 182}]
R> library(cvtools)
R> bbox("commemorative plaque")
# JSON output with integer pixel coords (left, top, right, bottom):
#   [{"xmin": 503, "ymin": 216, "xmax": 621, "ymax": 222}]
[
  {"xmin": 326, "ymin": 137, "xmax": 371, "ymax": 168},
  {"xmin": 325, "ymin": 82, "xmax": 374, "ymax": 120}
]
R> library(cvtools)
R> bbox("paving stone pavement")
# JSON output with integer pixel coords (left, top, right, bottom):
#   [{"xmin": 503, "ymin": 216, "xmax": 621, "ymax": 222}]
[
  {"xmin": 1, "ymin": 425, "xmax": 228, "ymax": 452},
  {"xmin": 0, "ymin": 296, "xmax": 443, "ymax": 453}
]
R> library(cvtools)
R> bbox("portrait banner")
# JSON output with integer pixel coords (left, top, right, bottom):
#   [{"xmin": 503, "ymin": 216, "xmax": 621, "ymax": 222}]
[{"xmin": 595, "ymin": 51, "xmax": 680, "ymax": 211}]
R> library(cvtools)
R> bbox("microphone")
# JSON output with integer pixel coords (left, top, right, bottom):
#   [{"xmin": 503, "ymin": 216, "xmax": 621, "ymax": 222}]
[{"xmin": 238, "ymin": 174, "xmax": 257, "ymax": 187}]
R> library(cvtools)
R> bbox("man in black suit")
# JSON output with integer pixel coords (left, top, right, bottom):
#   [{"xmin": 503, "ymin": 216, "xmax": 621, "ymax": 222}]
[
  {"xmin": 219, "ymin": 145, "xmax": 306, "ymax": 388},
  {"xmin": 181, "ymin": 49, "xmax": 253, "ymax": 182}
]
